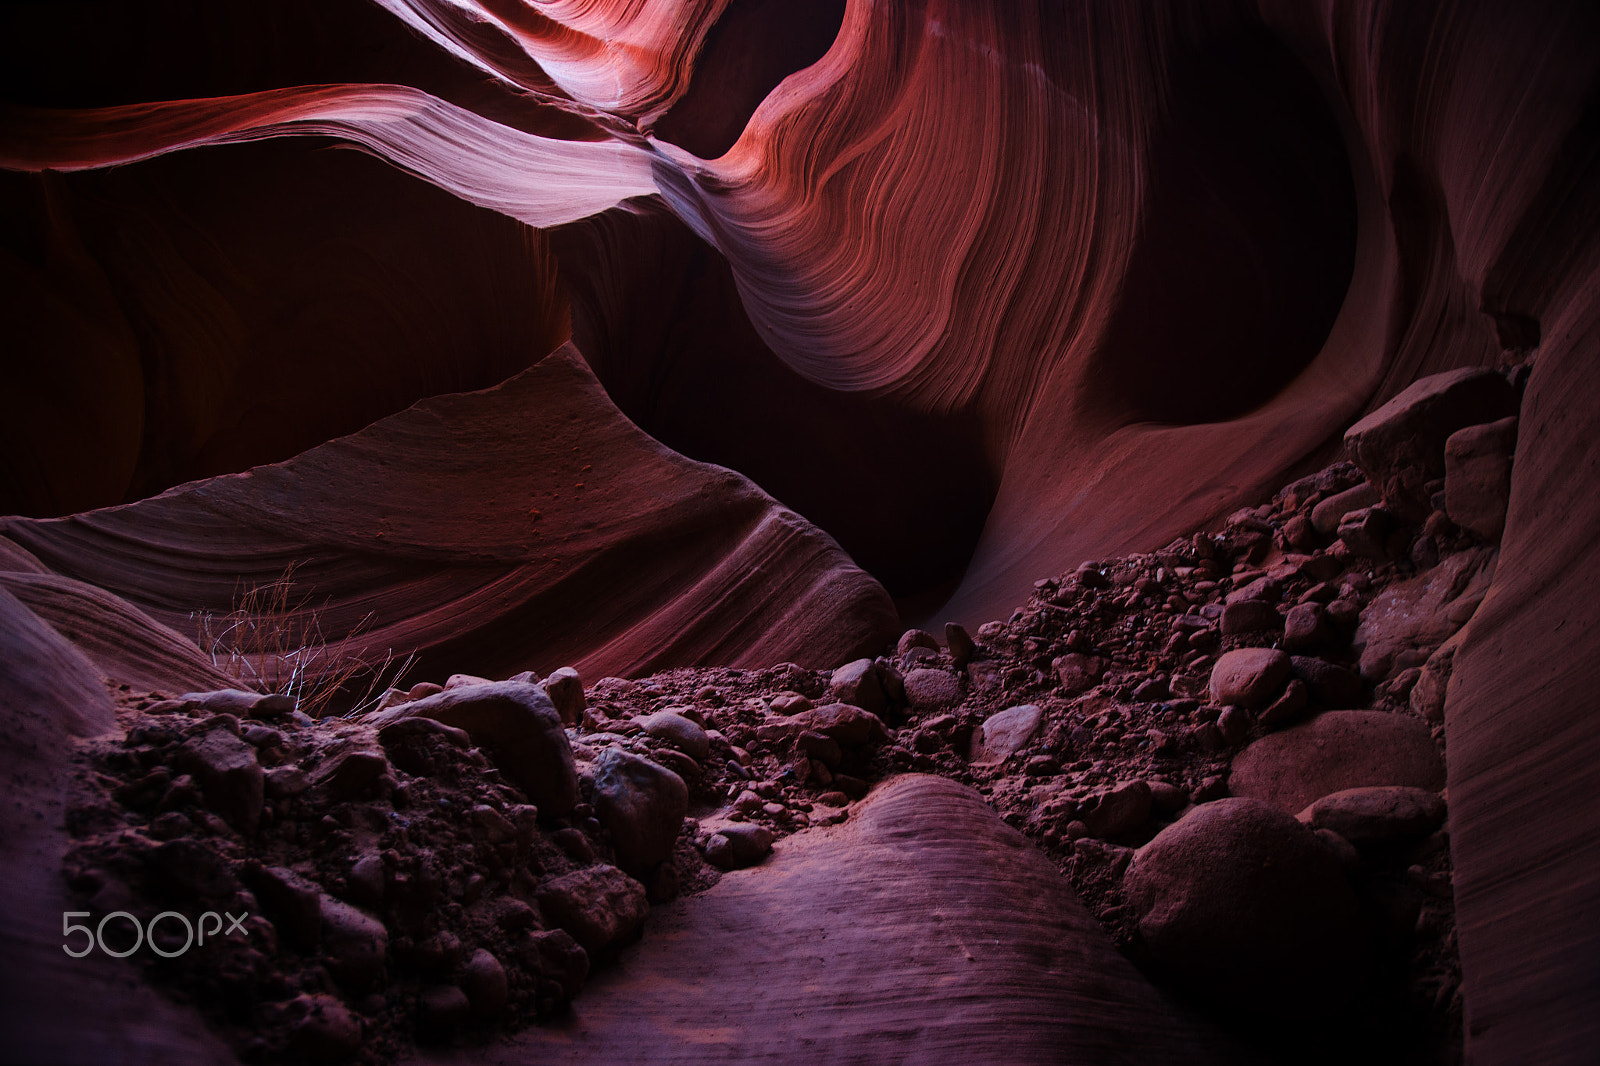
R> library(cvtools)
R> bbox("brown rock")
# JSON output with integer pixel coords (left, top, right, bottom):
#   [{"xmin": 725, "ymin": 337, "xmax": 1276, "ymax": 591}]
[
  {"xmin": 969, "ymin": 704, "xmax": 1044, "ymax": 765},
  {"xmin": 1208, "ymin": 648, "xmax": 1290, "ymax": 709},
  {"xmin": 248, "ymin": 865, "xmax": 323, "ymax": 949},
  {"xmin": 944, "ymin": 622, "xmax": 976, "ymax": 668},
  {"xmin": 1343, "ymin": 366, "xmax": 1518, "ymax": 520},
  {"xmin": 419, "ymin": 985, "xmax": 471, "ymax": 1031},
  {"xmin": 320, "ymin": 897, "xmax": 388, "ymax": 991},
  {"xmin": 368, "ymin": 680, "xmax": 577, "ymax": 815},
  {"xmin": 828, "ymin": 658, "xmax": 886, "ymax": 715},
  {"xmin": 1445, "ymin": 416, "xmax": 1518, "ymax": 541},
  {"xmin": 896, "ymin": 629, "xmax": 941, "ymax": 656},
  {"xmin": 461, "ymin": 948, "xmax": 509, "ymax": 1018},
  {"xmin": 178, "ymin": 688, "xmax": 296, "ymax": 720},
  {"xmin": 1053, "ymin": 653, "xmax": 1104, "ymax": 695},
  {"xmin": 290, "ymin": 994, "xmax": 363, "ymax": 1062},
  {"xmin": 1081, "ymin": 780, "xmax": 1152, "ymax": 842},
  {"xmin": 1410, "ymin": 631, "xmax": 1464, "ymax": 724},
  {"xmin": 1297, "ymin": 786, "xmax": 1447, "ymax": 847},
  {"xmin": 1124, "ymin": 798, "xmax": 1372, "ymax": 1018},
  {"xmin": 1255, "ymin": 679, "xmax": 1309, "ymax": 732},
  {"xmin": 1282, "ymin": 603, "xmax": 1334, "ymax": 652},
  {"xmin": 543, "ymin": 666, "xmax": 586, "ymax": 726},
  {"xmin": 1336, "ymin": 507, "xmax": 1392, "ymax": 559},
  {"xmin": 173, "ymin": 727, "xmax": 263, "ymax": 834},
  {"xmin": 1353, "ymin": 547, "xmax": 1495, "ymax": 682},
  {"xmin": 1311, "ymin": 483, "xmax": 1379, "ymax": 536},
  {"xmin": 637, "ymin": 710, "xmax": 711, "ymax": 762},
  {"xmin": 309, "ymin": 748, "xmax": 388, "ymax": 802},
  {"xmin": 1220, "ymin": 600, "xmax": 1281, "ymax": 635},
  {"xmin": 1229, "ymin": 710, "xmax": 1445, "ymax": 814},
  {"xmin": 536, "ymin": 865, "xmax": 648, "ymax": 954},
  {"xmin": 902, "ymin": 668, "xmax": 962, "ymax": 711},
  {"xmin": 1289, "ymin": 656, "xmax": 1364, "ymax": 707},
  {"xmin": 703, "ymin": 823, "xmax": 775, "ymax": 870}
]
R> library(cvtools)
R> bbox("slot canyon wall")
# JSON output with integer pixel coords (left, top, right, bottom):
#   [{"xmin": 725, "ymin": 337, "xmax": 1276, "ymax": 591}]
[{"xmin": 1, "ymin": 0, "xmax": 1597, "ymax": 1062}]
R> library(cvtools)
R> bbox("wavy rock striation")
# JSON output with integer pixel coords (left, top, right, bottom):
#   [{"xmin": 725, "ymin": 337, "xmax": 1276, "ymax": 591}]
[{"xmin": 2, "ymin": 1, "xmax": 1599, "ymax": 1062}]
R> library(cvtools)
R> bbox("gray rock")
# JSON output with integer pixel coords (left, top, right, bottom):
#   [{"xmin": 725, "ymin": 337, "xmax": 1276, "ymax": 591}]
[
  {"xmin": 543, "ymin": 666, "xmax": 586, "ymax": 726},
  {"xmin": 1124, "ymin": 798, "xmax": 1373, "ymax": 1018},
  {"xmin": 637, "ymin": 710, "xmax": 711, "ymax": 762},
  {"xmin": 367, "ymin": 681, "xmax": 576, "ymax": 815},
  {"xmin": 1208, "ymin": 648, "xmax": 1291, "ymax": 709},
  {"xmin": 535, "ymin": 865, "xmax": 648, "ymax": 953},
  {"xmin": 969, "ymin": 704, "xmax": 1043, "ymax": 765},
  {"xmin": 592, "ymin": 747, "xmax": 688, "ymax": 874},
  {"xmin": 1297, "ymin": 786, "xmax": 1447, "ymax": 847}
]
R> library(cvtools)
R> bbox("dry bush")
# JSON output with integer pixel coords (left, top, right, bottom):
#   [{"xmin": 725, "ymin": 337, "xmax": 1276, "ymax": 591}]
[{"xmin": 190, "ymin": 563, "xmax": 415, "ymax": 717}]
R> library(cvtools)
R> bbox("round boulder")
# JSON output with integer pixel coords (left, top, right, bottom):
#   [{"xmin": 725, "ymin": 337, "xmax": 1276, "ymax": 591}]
[
  {"xmin": 903, "ymin": 668, "xmax": 962, "ymax": 711},
  {"xmin": 1229, "ymin": 710, "xmax": 1445, "ymax": 814},
  {"xmin": 637, "ymin": 710, "xmax": 711, "ymax": 762},
  {"xmin": 1124, "ymin": 798, "xmax": 1373, "ymax": 1018},
  {"xmin": 1208, "ymin": 649, "xmax": 1291, "ymax": 709},
  {"xmin": 591, "ymin": 747, "xmax": 689, "ymax": 875}
]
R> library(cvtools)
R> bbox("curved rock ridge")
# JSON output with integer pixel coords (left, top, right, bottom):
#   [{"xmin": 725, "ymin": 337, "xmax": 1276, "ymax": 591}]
[
  {"xmin": 0, "ymin": 589, "xmax": 238, "ymax": 1065},
  {"xmin": 0, "ymin": 142, "xmax": 572, "ymax": 518},
  {"xmin": 0, "ymin": 84, "xmax": 657, "ymax": 227},
  {"xmin": 425, "ymin": 774, "xmax": 1250, "ymax": 1065},
  {"xmin": 0, "ymin": 2, "xmax": 1588, "ymax": 629},
  {"xmin": 0, "ymin": 344, "xmax": 897, "ymax": 682}
]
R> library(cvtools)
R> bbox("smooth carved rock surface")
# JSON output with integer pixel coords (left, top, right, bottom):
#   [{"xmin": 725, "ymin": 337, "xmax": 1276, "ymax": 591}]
[
  {"xmin": 0, "ymin": 589, "xmax": 235, "ymax": 1064},
  {"xmin": 0, "ymin": 348, "xmax": 897, "ymax": 683},
  {"xmin": 429, "ymin": 776, "xmax": 1247, "ymax": 1065},
  {"xmin": 1, "ymin": 2, "xmax": 1599, "ymax": 1061}
]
